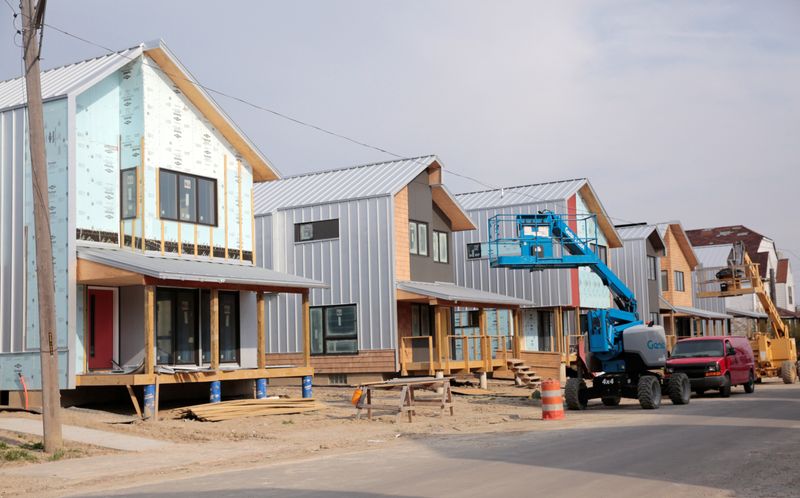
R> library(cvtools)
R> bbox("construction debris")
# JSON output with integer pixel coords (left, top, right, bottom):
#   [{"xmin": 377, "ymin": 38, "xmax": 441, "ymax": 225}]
[
  {"xmin": 175, "ymin": 398, "xmax": 321, "ymax": 422},
  {"xmin": 450, "ymin": 387, "xmax": 493, "ymax": 396}
]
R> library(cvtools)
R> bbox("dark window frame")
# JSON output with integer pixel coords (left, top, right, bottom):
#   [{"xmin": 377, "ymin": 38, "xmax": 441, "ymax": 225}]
[
  {"xmin": 155, "ymin": 288, "xmax": 199, "ymax": 366},
  {"xmin": 661, "ymin": 270, "xmax": 669, "ymax": 291},
  {"xmin": 433, "ymin": 230, "xmax": 449, "ymax": 263},
  {"xmin": 120, "ymin": 168, "xmax": 138, "ymax": 220},
  {"xmin": 158, "ymin": 168, "xmax": 218, "ymax": 227},
  {"xmin": 674, "ymin": 270, "xmax": 686, "ymax": 292},
  {"xmin": 294, "ymin": 219, "xmax": 340, "ymax": 243},
  {"xmin": 310, "ymin": 303, "xmax": 358, "ymax": 356},
  {"xmin": 647, "ymin": 256, "xmax": 657, "ymax": 281},
  {"xmin": 410, "ymin": 220, "xmax": 428, "ymax": 256}
]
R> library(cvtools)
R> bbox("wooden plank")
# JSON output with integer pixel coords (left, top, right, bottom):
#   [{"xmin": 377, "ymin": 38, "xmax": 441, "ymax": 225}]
[
  {"xmin": 210, "ymin": 289, "xmax": 220, "ymax": 370},
  {"xmin": 126, "ymin": 385, "xmax": 142, "ymax": 419},
  {"xmin": 144, "ymin": 285, "xmax": 155, "ymax": 374},
  {"xmin": 76, "ymin": 366, "xmax": 316, "ymax": 387},
  {"xmin": 479, "ymin": 308, "xmax": 489, "ymax": 372},
  {"xmin": 257, "ymin": 292, "xmax": 266, "ymax": 369},
  {"xmin": 393, "ymin": 187, "xmax": 410, "ymax": 280},
  {"xmin": 76, "ymin": 259, "xmax": 145, "ymax": 286},
  {"xmin": 302, "ymin": 290, "xmax": 311, "ymax": 368}
]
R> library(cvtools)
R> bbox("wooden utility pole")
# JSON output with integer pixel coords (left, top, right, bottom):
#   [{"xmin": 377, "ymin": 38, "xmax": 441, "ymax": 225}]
[{"xmin": 20, "ymin": 0, "xmax": 63, "ymax": 453}]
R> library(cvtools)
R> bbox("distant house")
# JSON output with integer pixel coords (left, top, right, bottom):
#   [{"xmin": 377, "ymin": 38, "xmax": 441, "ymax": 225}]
[
  {"xmin": 0, "ymin": 41, "xmax": 323, "ymax": 407},
  {"xmin": 253, "ymin": 156, "xmax": 532, "ymax": 385},
  {"xmin": 451, "ymin": 179, "xmax": 622, "ymax": 375},
  {"xmin": 775, "ymin": 258, "xmax": 795, "ymax": 311},
  {"xmin": 610, "ymin": 224, "xmax": 667, "ymax": 327}
]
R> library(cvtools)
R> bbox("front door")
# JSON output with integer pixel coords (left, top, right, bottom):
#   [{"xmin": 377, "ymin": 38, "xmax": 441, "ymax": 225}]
[{"xmin": 87, "ymin": 289, "xmax": 114, "ymax": 370}]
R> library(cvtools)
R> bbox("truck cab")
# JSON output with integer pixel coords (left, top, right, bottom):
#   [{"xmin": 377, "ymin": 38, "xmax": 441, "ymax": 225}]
[{"xmin": 666, "ymin": 336, "xmax": 755, "ymax": 397}]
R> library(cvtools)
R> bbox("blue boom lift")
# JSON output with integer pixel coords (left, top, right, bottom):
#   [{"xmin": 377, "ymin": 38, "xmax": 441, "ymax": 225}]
[{"xmin": 488, "ymin": 211, "xmax": 691, "ymax": 409}]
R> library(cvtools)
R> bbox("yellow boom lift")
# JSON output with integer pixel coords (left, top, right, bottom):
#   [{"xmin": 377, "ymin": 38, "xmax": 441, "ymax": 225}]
[{"xmin": 697, "ymin": 242, "xmax": 798, "ymax": 383}]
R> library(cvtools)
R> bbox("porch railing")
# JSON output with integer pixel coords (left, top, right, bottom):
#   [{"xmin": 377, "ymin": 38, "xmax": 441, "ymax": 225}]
[{"xmin": 399, "ymin": 336, "xmax": 434, "ymax": 375}]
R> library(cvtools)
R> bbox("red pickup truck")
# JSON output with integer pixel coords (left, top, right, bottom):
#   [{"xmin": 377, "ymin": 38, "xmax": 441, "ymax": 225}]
[{"xmin": 665, "ymin": 336, "xmax": 756, "ymax": 397}]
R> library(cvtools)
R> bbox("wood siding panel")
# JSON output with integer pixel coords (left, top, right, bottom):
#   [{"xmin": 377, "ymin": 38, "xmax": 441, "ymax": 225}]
[
  {"xmin": 662, "ymin": 226, "xmax": 694, "ymax": 308},
  {"xmin": 519, "ymin": 351, "xmax": 562, "ymax": 384},
  {"xmin": 394, "ymin": 187, "xmax": 410, "ymax": 280},
  {"xmin": 266, "ymin": 350, "xmax": 396, "ymax": 374}
]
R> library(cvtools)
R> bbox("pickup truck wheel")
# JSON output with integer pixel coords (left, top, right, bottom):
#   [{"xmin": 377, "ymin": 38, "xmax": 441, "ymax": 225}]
[
  {"xmin": 668, "ymin": 373, "xmax": 691, "ymax": 405},
  {"xmin": 564, "ymin": 378, "xmax": 588, "ymax": 410},
  {"xmin": 719, "ymin": 374, "xmax": 731, "ymax": 398},
  {"xmin": 601, "ymin": 396, "xmax": 621, "ymax": 406},
  {"xmin": 637, "ymin": 375, "xmax": 661, "ymax": 409},
  {"xmin": 780, "ymin": 361, "xmax": 797, "ymax": 384},
  {"xmin": 744, "ymin": 371, "xmax": 755, "ymax": 393}
]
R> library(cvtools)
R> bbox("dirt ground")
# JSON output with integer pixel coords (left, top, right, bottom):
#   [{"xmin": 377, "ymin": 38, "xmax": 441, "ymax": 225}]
[{"xmin": 0, "ymin": 379, "xmax": 694, "ymax": 497}]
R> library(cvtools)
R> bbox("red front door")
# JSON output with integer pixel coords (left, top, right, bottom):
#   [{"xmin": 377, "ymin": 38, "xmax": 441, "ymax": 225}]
[{"xmin": 88, "ymin": 289, "xmax": 114, "ymax": 370}]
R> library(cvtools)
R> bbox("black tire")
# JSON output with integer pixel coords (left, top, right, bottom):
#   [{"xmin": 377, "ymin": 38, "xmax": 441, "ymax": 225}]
[
  {"xmin": 565, "ymin": 378, "xmax": 588, "ymax": 410},
  {"xmin": 720, "ymin": 374, "xmax": 731, "ymax": 398},
  {"xmin": 637, "ymin": 375, "xmax": 661, "ymax": 409},
  {"xmin": 781, "ymin": 361, "xmax": 796, "ymax": 384},
  {"xmin": 668, "ymin": 373, "xmax": 691, "ymax": 405},
  {"xmin": 744, "ymin": 370, "xmax": 755, "ymax": 394},
  {"xmin": 601, "ymin": 396, "xmax": 621, "ymax": 407}
]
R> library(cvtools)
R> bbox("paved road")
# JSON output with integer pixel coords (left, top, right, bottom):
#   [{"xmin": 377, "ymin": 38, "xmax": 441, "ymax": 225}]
[{"xmin": 78, "ymin": 382, "xmax": 800, "ymax": 498}]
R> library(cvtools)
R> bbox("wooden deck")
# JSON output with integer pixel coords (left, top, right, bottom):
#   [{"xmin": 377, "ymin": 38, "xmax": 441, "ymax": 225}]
[{"xmin": 76, "ymin": 366, "xmax": 314, "ymax": 387}]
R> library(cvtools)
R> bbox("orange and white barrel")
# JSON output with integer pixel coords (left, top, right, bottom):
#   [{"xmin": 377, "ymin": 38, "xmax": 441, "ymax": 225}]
[{"xmin": 541, "ymin": 378, "xmax": 565, "ymax": 420}]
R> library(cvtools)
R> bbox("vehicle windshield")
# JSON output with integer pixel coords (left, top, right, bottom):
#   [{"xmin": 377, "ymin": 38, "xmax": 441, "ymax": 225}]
[{"xmin": 671, "ymin": 340, "xmax": 724, "ymax": 359}]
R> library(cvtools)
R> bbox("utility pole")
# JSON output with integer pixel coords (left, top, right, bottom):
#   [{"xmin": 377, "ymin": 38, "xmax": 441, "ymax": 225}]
[{"xmin": 20, "ymin": 0, "xmax": 62, "ymax": 453}]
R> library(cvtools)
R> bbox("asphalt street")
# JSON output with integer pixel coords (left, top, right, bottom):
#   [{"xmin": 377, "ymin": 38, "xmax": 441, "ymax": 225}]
[{"xmin": 76, "ymin": 382, "xmax": 800, "ymax": 498}]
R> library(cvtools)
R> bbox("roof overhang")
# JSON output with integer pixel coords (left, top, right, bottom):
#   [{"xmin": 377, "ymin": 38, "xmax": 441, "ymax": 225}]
[
  {"xmin": 661, "ymin": 222, "xmax": 699, "ymax": 269},
  {"xmin": 659, "ymin": 297, "xmax": 731, "ymax": 319},
  {"xmin": 726, "ymin": 308, "xmax": 768, "ymax": 319},
  {"xmin": 431, "ymin": 184, "xmax": 477, "ymax": 232},
  {"xmin": 577, "ymin": 183, "xmax": 622, "ymax": 248},
  {"xmin": 397, "ymin": 280, "xmax": 533, "ymax": 308},
  {"xmin": 141, "ymin": 41, "xmax": 279, "ymax": 182},
  {"xmin": 77, "ymin": 246, "xmax": 326, "ymax": 293}
]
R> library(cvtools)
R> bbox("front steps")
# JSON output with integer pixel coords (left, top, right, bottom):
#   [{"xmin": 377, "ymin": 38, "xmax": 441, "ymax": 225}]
[{"xmin": 507, "ymin": 359, "xmax": 541, "ymax": 388}]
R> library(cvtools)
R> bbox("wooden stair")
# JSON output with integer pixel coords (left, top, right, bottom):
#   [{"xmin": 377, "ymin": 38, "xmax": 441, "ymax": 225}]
[{"xmin": 507, "ymin": 359, "xmax": 541, "ymax": 388}]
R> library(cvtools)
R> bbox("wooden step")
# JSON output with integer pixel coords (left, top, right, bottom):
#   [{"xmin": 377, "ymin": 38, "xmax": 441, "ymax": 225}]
[{"xmin": 507, "ymin": 359, "xmax": 524, "ymax": 366}]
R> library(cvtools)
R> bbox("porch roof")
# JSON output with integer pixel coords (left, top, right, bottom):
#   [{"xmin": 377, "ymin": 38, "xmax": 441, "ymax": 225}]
[
  {"xmin": 77, "ymin": 245, "xmax": 326, "ymax": 292},
  {"xmin": 659, "ymin": 297, "xmax": 731, "ymax": 320},
  {"xmin": 726, "ymin": 308, "xmax": 768, "ymax": 319},
  {"xmin": 397, "ymin": 280, "xmax": 533, "ymax": 307}
]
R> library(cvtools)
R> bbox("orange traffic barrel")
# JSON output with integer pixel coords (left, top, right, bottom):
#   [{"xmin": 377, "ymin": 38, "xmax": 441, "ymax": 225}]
[
  {"xmin": 541, "ymin": 378, "xmax": 565, "ymax": 420},
  {"xmin": 351, "ymin": 387, "xmax": 364, "ymax": 406}
]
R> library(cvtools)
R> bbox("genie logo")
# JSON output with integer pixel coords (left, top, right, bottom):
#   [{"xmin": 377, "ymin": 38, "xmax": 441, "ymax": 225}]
[{"xmin": 647, "ymin": 340, "xmax": 666, "ymax": 350}]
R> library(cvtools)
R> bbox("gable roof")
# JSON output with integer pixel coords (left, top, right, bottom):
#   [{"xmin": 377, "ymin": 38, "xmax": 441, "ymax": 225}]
[
  {"xmin": 615, "ymin": 223, "xmax": 666, "ymax": 254},
  {"xmin": 454, "ymin": 178, "xmax": 622, "ymax": 248},
  {"xmin": 0, "ymin": 40, "xmax": 277, "ymax": 181},
  {"xmin": 777, "ymin": 259, "xmax": 790, "ymax": 284},
  {"xmin": 656, "ymin": 222, "xmax": 699, "ymax": 270},
  {"xmin": 686, "ymin": 225, "xmax": 771, "ymax": 278},
  {"xmin": 693, "ymin": 244, "xmax": 734, "ymax": 269}
]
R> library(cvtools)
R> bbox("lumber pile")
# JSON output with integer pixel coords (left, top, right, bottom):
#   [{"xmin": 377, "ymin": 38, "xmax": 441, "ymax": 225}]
[{"xmin": 175, "ymin": 398, "xmax": 321, "ymax": 422}]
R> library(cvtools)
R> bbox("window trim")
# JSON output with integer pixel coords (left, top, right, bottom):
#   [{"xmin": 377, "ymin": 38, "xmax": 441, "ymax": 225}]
[
  {"xmin": 674, "ymin": 270, "xmax": 686, "ymax": 292},
  {"xmin": 158, "ymin": 168, "xmax": 218, "ymax": 227},
  {"xmin": 433, "ymin": 230, "xmax": 449, "ymax": 263},
  {"xmin": 294, "ymin": 219, "xmax": 340, "ymax": 244},
  {"xmin": 310, "ymin": 303, "xmax": 359, "ymax": 356},
  {"xmin": 661, "ymin": 270, "xmax": 669, "ymax": 291},
  {"xmin": 647, "ymin": 256, "xmax": 657, "ymax": 281},
  {"xmin": 120, "ymin": 168, "xmax": 138, "ymax": 220},
  {"xmin": 410, "ymin": 220, "xmax": 429, "ymax": 256}
]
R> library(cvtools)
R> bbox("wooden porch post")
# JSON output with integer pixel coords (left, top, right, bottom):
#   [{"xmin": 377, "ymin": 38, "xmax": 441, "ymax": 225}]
[
  {"xmin": 257, "ymin": 292, "xmax": 266, "ymax": 369},
  {"xmin": 554, "ymin": 307, "xmax": 563, "ymax": 356},
  {"xmin": 210, "ymin": 289, "xmax": 219, "ymax": 370},
  {"xmin": 144, "ymin": 285, "xmax": 155, "ymax": 375},
  {"xmin": 302, "ymin": 290, "xmax": 311, "ymax": 368},
  {"xmin": 479, "ymin": 308, "xmax": 489, "ymax": 372},
  {"xmin": 513, "ymin": 308, "xmax": 523, "ymax": 356}
]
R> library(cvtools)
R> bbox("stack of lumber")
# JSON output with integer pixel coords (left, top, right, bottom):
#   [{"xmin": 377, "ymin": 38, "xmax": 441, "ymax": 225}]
[{"xmin": 175, "ymin": 398, "xmax": 321, "ymax": 422}]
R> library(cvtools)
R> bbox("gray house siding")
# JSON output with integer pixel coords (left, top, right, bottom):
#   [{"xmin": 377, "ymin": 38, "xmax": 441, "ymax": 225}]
[
  {"xmin": 609, "ymin": 237, "xmax": 662, "ymax": 323},
  {"xmin": 453, "ymin": 200, "xmax": 572, "ymax": 307},
  {"xmin": 646, "ymin": 238, "xmax": 662, "ymax": 321},
  {"xmin": 255, "ymin": 196, "xmax": 397, "ymax": 354},
  {"xmin": 408, "ymin": 171, "xmax": 453, "ymax": 283}
]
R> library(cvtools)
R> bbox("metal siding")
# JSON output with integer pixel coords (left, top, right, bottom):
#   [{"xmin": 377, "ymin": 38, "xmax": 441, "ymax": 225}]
[
  {"xmin": 609, "ymin": 239, "xmax": 651, "ymax": 318},
  {"xmin": 455, "ymin": 179, "xmax": 585, "ymax": 211},
  {"xmin": 258, "ymin": 197, "xmax": 395, "ymax": 354},
  {"xmin": 453, "ymin": 200, "xmax": 571, "ymax": 307}
]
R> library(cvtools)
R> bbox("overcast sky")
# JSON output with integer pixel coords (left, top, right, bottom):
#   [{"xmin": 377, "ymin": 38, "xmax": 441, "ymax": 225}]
[{"xmin": 2, "ymin": 1, "xmax": 799, "ymax": 294}]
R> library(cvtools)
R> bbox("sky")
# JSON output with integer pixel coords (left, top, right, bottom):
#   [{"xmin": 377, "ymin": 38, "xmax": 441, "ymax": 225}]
[{"xmin": 2, "ymin": 1, "xmax": 799, "ymax": 295}]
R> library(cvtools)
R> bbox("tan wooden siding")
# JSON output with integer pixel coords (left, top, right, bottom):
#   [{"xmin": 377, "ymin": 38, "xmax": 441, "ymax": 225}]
[
  {"xmin": 519, "ymin": 351, "xmax": 562, "ymax": 384},
  {"xmin": 661, "ymin": 226, "xmax": 693, "ymax": 308},
  {"xmin": 394, "ymin": 186, "xmax": 410, "ymax": 280},
  {"xmin": 266, "ymin": 350, "xmax": 396, "ymax": 374}
]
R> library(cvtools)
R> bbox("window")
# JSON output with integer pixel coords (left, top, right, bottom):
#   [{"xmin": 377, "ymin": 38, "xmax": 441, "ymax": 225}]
[
  {"xmin": 647, "ymin": 256, "xmax": 657, "ymax": 281},
  {"xmin": 155, "ymin": 289, "xmax": 198, "ymax": 365},
  {"xmin": 294, "ymin": 219, "xmax": 339, "ymax": 242},
  {"xmin": 674, "ymin": 271, "xmax": 685, "ymax": 292},
  {"xmin": 661, "ymin": 270, "xmax": 669, "ymax": 291},
  {"xmin": 433, "ymin": 231, "xmax": 449, "ymax": 263},
  {"xmin": 200, "ymin": 291, "xmax": 240, "ymax": 364},
  {"xmin": 649, "ymin": 312, "xmax": 659, "ymax": 325},
  {"xmin": 789, "ymin": 287, "xmax": 793, "ymax": 305},
  {"xmin": 311, "ymin": 304, "xmax": 358, "ymax": 354},
  {"xmin": 120, "ymin": 169, "xmax": 137, "ymax": 219},
  {"xmin": 158, "ymin": 169, "xmax": 217, "ymax": 226},
  {"xmin": 409, "ymin": 221, "xmax": 428, "ymax": 256},
  {"xmin": 411, "ymin": 304, "xmax": 433, "ymax": 337}
]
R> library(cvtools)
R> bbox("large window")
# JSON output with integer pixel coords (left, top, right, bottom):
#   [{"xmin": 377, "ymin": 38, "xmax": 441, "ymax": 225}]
[
  {"xmin": 310, "ymin": 304, "xmax": 358, "ymax": 355},
  {"xmin": 294, "ymin": 219, "xmax": 340, "ymax": 242},
  {"xmin": 674, "ymin": 270, "xmax": 685, "ymax": 292},
  {"xmin": 661, "ymin": 270, "xmax": 669, "ymax": 291},
  {"xmin": 411, "ymin": 304, "xmax": 433, "ymax": 337},
  {"xmin": 647, "ymin": 256, "xmax": 657, "ymax": 281},
  {"xmin": 120, "ymin": 169, "xmax": 137, "ymax": 219},
  {"xmin": 433, "ymin": 231, "xmax": 449, "ymax": 263},
  {"xmin": 200, "ymin": 290, "xmax": 240, "ymax": 364},
  {"xmin": 409, "ymin": 221, "xmax": 428, "ymax": 256},
  {"xmin": 155, "ymin": 289, "xmax": 198, "ymax": 365},
  {"xmin": 159, "ymin": 169, "xmax": 217, "ymax": 226}
]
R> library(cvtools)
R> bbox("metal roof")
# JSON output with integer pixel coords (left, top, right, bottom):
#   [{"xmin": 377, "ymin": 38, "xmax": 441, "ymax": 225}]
[
  {"xmin": 0, "ymin": 46, "xmax": 142, "ymax": 111},
  {"xmin": 694, "ymin": 244, "xmax": 734, "ymax": 269},
  {"xmin": 397, "ymin": 280, "xmax": 533, "ymax": 307},
  {"xmin": 616, "ymin": 224, "xmax": 659, "ymax": 241},
  {"xmin": 454, "ymin": 178, "xmax": 586, "ymax": 211},
  {"xmin": 253, "ymin": 155, "xmax": 438, "ymax": 213},
  {"xmin": 77, "ymin": 246, "xmax": 326, "ymax": 290},
  {"xmin": 659, "ymin": 297, "xmax": 732, "ymax": 319},
  {"xmin": 726, "ymin": 308, "xmax": 768, "ymax": 319}
]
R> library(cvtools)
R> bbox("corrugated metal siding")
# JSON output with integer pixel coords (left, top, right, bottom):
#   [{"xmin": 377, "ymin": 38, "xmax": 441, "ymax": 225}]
[
  {"xmin": 694, "ymin": 244, "xmax": 733, "ymax": 269},
  {"xmin": 253, "ymin": 156, "xmax": 435, "ymax": 213},
  {"xmin": 0, "ymin": 48, "xmax": 140, "ymax": 111},
  {"xmin": 617, "ymin": 224, "xmax": 659, "ymax": 241},
  {"xmin": 609, "ymin": 239, "xmax": 655, "ymax": 318},
  {"xmin": 455, "ymin": 179, "xmax": 585, "ymax": 211},
  {"xmin": 453, "ymin": 200, "xmax": 572, "ymax": 307},
  {"xmin": 256, "ymin": 197, "xmax": 396, "ymax": 354},
  {"xmin": 0, "ymin": 107, "xmax": 26, "ymax": 352}
]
